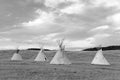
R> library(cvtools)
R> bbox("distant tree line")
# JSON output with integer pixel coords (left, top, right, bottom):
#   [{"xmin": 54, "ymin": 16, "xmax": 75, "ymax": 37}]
[
  {"xmin": 27, "ymin": 45, "xmax": 120, "ymax": 51},
  {"xmin": 27, "ymin": 48, "xmax": 51, "ymax": 51},
  {"xmin": 83, "ymin": 45, "xmax": 120, "ymax": 51}
]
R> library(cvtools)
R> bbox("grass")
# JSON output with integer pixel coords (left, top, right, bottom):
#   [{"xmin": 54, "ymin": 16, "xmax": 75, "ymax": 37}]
[{"xmin": 0, "ymin": 50, "xmax": 120, "ymax": 80}]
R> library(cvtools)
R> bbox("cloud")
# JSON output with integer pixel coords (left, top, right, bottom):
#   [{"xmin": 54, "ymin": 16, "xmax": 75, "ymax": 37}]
[
  {"xmin": 22, "ymin": 9, "xmax": 54, "ymax": 27},
  {"xmin": 21, "ymin": 9, "xmax": 65, "ymax": 35},
  {"xmin": 68, "ymin": 39, "xmax": 95, "ymax": 48},
  {"xmin": 90, "ymin": 25, "xmax": 109, "ymax": 32},
  {"xmin": 61, "ymin": 3, "xmax": 85, "ymax": 14},
  {"xmin": 106, "ymin": 12, "xmax": 120, "ymax": 34},
  {"xmin": 89, "ymin": 33, "xmax": 111, "ymax": 45},
  {"xmin": 7, "ymin": 2, "xmax": 120, "ymax": 48},
  {"xmin": 94, "ymin": 33, "xmax": 111, "ymax": 39},
  {"xmin": 107, "ymin": 13, "xmax": 120, "ymax": 27},
  {"xmin": 34, "ymin": 0, "xmax": 45, "ymax": 3},
  {"xmin": 53, "ymin": 27, "xmax": 89, "ymax": 40},
  {"xmin": 44, "ymin": 0, "xmax": 82, "ymax": 9},
  {"xmin": 92, "ymin": 0, "xmax": 120, "ymax": 9},
  {"xmin": 0, "ymin": 37, "xmax": 11, "ymax": 41},
  {"xmin": 1, "ymin": 0, "xmax": 120, "ymax": 49},
  {"xmin": 45, "ymin": 0, "xmax": 66, "ymax": 8}
]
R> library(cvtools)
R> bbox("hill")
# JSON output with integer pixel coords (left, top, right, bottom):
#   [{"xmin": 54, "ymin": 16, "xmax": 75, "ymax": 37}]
[
  {"xmin": 83, "ymin": 45, "xmax": 120, "ymax": 51},
  {"xmin": 27, "ymin": 48, "xmax": 51, "ymax": 51}
]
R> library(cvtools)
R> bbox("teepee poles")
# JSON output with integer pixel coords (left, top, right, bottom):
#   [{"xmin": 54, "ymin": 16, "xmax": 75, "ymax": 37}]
[{"xmin": 50, "ymin": 39, "xmax": 71, "ymax": 65}]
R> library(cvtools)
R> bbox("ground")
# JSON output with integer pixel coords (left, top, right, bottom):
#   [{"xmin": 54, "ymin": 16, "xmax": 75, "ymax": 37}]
[{"xmin": 0, "ymin": 50, "xmax": 120, "ymax": 80}]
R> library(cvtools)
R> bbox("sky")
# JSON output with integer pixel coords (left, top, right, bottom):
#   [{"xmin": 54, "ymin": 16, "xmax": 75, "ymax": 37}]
[{"xmin": 0, "ymin": 0, "xmax": 120, "ymax": 50}]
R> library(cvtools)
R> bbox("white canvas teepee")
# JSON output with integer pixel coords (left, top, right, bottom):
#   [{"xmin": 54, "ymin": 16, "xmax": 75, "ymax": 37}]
[
  {"xmin": 91, "ymin": 48, "xmax": 110, "ymax": 65},
  {"xmin": 50, "ymin": 39, "xmax": 71, "ymax": 65},
  {"xmin": 34, "ymin": 47, "xmax": 48, "ymax": 61},
  {"xmin": 11, "ymin": 49, "xmax": 22, "ymax": 61}
]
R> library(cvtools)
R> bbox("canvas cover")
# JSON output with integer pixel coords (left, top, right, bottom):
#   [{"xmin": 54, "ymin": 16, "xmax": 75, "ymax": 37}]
[
  {"xmin": 91, "ymin": 49, "xmax": 110, "ymax": 65},
  {"xmin": 50, "ymin": 49, "xmax": 71, "ymax": 64},
  {"xmin": 11, "ymin": 53, "xmax": 22, "ymax": 61},
  {"xmin": 34, "ymin": 49, "xmax": 48, "ymax": 61}
]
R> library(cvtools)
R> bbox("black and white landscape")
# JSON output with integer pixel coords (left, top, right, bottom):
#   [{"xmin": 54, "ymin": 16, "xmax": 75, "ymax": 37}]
[{"xmin": 0, "ymin": 0, "xmax": 120, "ymax": 80}]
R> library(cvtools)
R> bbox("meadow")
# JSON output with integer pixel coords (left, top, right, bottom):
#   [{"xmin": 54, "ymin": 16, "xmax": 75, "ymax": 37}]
[{"xmin": 0, "ymin": 50, "xmax": 120, "ymax": 80}]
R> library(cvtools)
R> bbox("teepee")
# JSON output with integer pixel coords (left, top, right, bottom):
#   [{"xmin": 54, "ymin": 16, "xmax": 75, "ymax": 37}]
[
  {"xmin": 50, "ymin": 39, "xmax": 71, "ymax": 65},
  {"xmin": 91, "ymin": 45, "xmax": 110, "ymax": 65},
  {"xmin": 11, "ymin": 48, "xmax": 22, "ymax": 61},
  {"xmin": 34, "ymin": 46, "xmax": 48, "ymax": 62}
]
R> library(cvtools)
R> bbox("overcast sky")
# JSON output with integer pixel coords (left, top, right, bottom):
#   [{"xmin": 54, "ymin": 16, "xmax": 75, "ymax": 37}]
[{"xmin": 0, "ymin": 0, "xmax": 120, "ymax": 50}]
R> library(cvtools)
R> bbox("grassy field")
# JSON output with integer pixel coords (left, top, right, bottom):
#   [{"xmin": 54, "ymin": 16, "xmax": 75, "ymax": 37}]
[{"xmin": 0, "ymin": 50, "xmax": 120, "ymax": 80}]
